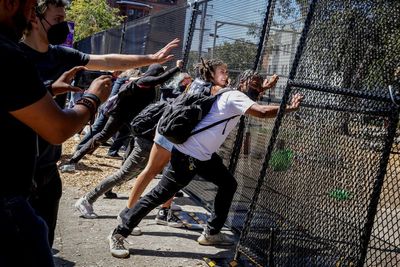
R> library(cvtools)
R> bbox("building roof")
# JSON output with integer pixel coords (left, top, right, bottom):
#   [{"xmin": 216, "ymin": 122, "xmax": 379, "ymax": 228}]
[{"xmin": 115, "ymin": 1, "xmax": 153, "ymax": 9}]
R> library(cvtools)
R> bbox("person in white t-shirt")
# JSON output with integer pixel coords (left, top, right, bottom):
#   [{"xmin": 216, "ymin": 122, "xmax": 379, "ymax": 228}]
[{"xmin": 107, "ymin": 58, "xmax": 303, "ymax": 258}]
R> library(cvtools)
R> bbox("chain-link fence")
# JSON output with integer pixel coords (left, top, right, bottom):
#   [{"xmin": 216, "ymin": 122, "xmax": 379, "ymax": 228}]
[
  {"xmin": 75, "ymin": 0, "xmax": 400, "ymax": 265},
  {"xmin": 234, "ymin": 0, "xmax": 400, "ymax": 266},
  {"xmin": 75, "ymin": 5, "xmax": 189, "ymax": 70}
]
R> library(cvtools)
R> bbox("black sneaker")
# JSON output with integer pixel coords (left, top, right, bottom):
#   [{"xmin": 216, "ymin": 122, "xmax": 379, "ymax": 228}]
[
  {"xmin": 175, "ymin": 191, "xmax": 184, "ymax": 197},
  {"xmin": 107, "ymin": 151, "xmax": 122, "ymax": 159},
  {"xmin": 155, "ymin": 208, "xmax": 183, "ymax": 228},
  {"xmin": 104, "ymin": 190, "xmax": 118, "ymax": 199}
]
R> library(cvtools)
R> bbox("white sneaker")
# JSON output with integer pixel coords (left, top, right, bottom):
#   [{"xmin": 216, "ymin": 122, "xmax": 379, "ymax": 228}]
[
  {"xmin": 108, "ymin": 232, "xmax": 129, "ymax": 258},
  {"xmin": 74, "ymin": 197, "xmax": 97, "ymax": 219},
  {"xmin": 73, "ymin": 133, "xmax": 81, "ymax": 141},
  {"xmin": 116, "ymin": 214, "xmax": 142, "ymax": 236},
  {"xmin": 60, "ymin": 164, "xmax": 76, "ymax": 173},
  {"xmin": 197, "ymin": 232, "xmax": 234, "ymax": 246}
]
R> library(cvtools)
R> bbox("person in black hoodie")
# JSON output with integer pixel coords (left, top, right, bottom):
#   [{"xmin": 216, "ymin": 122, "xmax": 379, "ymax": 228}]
[{"xmin": 62, "ymin": 61, "xmax": 182, "ymax": 171}]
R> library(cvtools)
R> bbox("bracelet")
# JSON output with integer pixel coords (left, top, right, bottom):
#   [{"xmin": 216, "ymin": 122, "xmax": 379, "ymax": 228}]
[
  {"xmin": 82, "ymin": 93, "xmax": 101, "ymax": 107},
  {"xmin": 44, "ymin": 80, "xmax": 54, "ymax": 96},
  {"xmin": 76, "ymin": 97, "xmax": 97, "ymax": 124}
]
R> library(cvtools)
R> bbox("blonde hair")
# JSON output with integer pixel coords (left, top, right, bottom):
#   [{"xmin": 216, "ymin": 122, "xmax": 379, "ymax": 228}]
[{"xmin": 119, "ymin": 68, "xmax": 142, "ymax": 79}]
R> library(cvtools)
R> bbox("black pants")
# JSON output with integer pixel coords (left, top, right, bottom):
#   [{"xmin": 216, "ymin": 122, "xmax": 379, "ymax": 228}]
[
  {"xmin": 29, "ymin": 164, "xmax": 62, "ymax": 247},
  {"xmin": 108, "ymin": 123, "xmax": 132, "ymax": 155},
  {"xmin": 116, "ymin": 148, "xmax": 238, "ymax": 237},
  {"xmin": 1, "ymin": 195, "xmax": 54, "ymax": 267}
]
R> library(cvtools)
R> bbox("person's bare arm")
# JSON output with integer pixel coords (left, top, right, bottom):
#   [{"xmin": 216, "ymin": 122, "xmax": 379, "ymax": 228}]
[
  {"xmin": 86, "ymin": 38, "xmax": 180, "ymax": 70},
  {"xmin": 10, "ymin": 74, "xmax": 112, "ymax": 144},
  {"xmin": 246, "ymin": 93, "xmax": 303, "ymax": 118}
]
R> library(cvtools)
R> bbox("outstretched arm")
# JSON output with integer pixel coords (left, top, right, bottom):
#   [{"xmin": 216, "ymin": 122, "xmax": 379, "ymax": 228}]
[
  {"xmin": 86, "ymin": 39, "xmax": 180, "ymax": 70},
  {"xmin": 246, "ymin": 93, "xmax": 303, "ymax": 118},
  {"xmin": 137, "ymin": 66, "xmax": 181, "ymax": 88}
]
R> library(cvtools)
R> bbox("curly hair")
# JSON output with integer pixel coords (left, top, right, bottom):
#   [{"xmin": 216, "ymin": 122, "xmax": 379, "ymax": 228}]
[
  {"xmin": 196, "ymin": 58, "xmax": 227, "ymax": 83},
  {"xmin": 234, "ymin": 69, "xmax": 263, "ymax": 91}
]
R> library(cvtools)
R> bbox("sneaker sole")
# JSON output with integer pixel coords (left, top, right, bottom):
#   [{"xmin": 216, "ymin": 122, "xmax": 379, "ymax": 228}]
[
  {"xmin": 197, "ymin": 235, "xmax": 234, "ymax": 246},
  {"xmin": 155, "ymin": 218, "xmax": 168, "ymax": 226},
  {"xmin": 197, "ymin": 240, "xmax": 234, "ymax": 246},
  {"xmin": 167, "ymin": 222, "xmax": 184, "ymax": 228},
  {"xmin": 155, "ymin": 218, "xmax": 183, "ymax": 228}
]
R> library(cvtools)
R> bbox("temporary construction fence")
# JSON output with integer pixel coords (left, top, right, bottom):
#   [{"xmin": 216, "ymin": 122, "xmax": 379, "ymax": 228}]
[
  {"xmin": 232, "ymin": 0, "xmax": 400, "ymax": 266},
  {"xmin": 75, "ymin": 0, "xmax": 400, "ymax": 266}
]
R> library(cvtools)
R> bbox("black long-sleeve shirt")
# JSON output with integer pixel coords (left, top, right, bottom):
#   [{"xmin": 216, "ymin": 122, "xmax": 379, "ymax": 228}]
[{"xmin": 111, "ymin": 66, "xmax": 180, "ymax": 123}]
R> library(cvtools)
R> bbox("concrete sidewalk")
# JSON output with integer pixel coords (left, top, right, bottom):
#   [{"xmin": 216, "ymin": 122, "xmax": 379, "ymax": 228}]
[{"xmin": 53, "ymin": 184, "xmax": 236, "ymax": 267}]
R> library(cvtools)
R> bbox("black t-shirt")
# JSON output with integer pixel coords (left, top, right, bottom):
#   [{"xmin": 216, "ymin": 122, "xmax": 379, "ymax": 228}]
[
  {"xmin": 19, "ymin": 43, "xmax": 89, "ymax": 108},
  {"xmin": 0, "ymin": 29, "xmax": 47, "ymax": 196},
  {"xmin": 19, "ymin": 43, "xmax": 89, "ymax": 169}
]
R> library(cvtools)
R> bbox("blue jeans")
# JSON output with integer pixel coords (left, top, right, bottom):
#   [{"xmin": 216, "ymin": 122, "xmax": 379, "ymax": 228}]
[
  {"xmin": 153, "ymin": 130, "xmax": 173, "ymax": 152},
  {"xmin": 0, "ymin": 196, "xmax": 54, "ymax": 267},
  {"xmin": 115, "ymin": 148, "xmax": 238, "ymax": 237}
]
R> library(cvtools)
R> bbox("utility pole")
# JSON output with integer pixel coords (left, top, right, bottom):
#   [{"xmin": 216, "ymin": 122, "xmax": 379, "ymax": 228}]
[
  {"xmin": 119, "ymin": 6, "xmax": 128, "ymax": 53},
  {"xmin": 197, "ymin": 0, "xmax": 208, "ymax": 62}
]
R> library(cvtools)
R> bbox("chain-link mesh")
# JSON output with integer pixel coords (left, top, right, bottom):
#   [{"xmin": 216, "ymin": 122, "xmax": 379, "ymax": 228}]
[
  {"xmin": 236, "ymin": 0, "xmax": 400, "ymax": 266},
  {"xmin": 75, "ymin": 5, "xmax": 190, "ymax": 70},
  {"xmin": 181, "ymin": 0, "xmax": 271, "ymax": 234},
  {"xmin": 182, "ymin": 0, "xmax": 268, "ymax": 77},
  {"xmin": 73, "ymin": 1, "xmax": 400, "ymax": 265}
]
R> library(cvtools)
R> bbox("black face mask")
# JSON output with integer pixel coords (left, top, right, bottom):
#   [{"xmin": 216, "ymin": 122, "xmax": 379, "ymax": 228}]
[{"xmin": 46, "ymin": 21, "xmax": 70, "ymax": 45}]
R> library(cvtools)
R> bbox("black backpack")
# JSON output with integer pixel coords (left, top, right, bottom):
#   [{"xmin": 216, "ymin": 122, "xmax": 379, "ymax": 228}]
[
  {"xmin": 129, "ymin": 78, "xmax": 212, "ymax": 138},
  {"xmin": 130, "ymin": 100, "xmax": 169, "ymax": 137},
  {"xmin": 157, "ymin": 86, "xmax": 238, "ymax": 144}
]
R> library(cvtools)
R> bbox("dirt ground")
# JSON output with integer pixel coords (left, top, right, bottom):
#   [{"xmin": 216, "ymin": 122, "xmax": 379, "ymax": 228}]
[{"xmin": 53, "ymin": 134, "xmax": 236, "ymax": 267}]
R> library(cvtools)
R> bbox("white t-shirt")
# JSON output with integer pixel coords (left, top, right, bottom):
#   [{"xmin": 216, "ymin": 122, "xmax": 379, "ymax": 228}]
[{"xmin": 175, "ymin": 90, "xmax": 255, "ymax": 161}]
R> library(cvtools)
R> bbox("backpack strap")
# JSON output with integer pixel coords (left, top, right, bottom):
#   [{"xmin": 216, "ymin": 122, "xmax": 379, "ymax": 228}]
[
  {"xmin": 190, "ymin": 115, "xmax": 239, "ymax": 136},
  {"xmin": 189, "ymin": 87, "xmax": 238, "ymax": 136}
]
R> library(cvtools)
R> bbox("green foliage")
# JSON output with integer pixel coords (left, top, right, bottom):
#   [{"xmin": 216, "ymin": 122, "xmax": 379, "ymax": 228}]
[
  {"xmin": 66, "ymin": 0, "xmax": 124, "ymax": 42},
  {"xmin": 246, "ymin": 23, "xmax": 260, "ymax": 39},
  {"xmin": 269, "ymin": 149, "xmax": 293, "ymax": 171},
  {"xmin": 213, "ymin": 39, "xmax": 257, "ymax": 72},
  {"xmin": 329, "ymin": 189, "xmax": 351, "ymax": 201}
]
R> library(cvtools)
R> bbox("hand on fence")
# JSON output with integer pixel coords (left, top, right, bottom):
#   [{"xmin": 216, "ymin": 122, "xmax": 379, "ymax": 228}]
[{"xmin": 287, "ymin": 93, "xmax": 304, "ymax": 112}]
